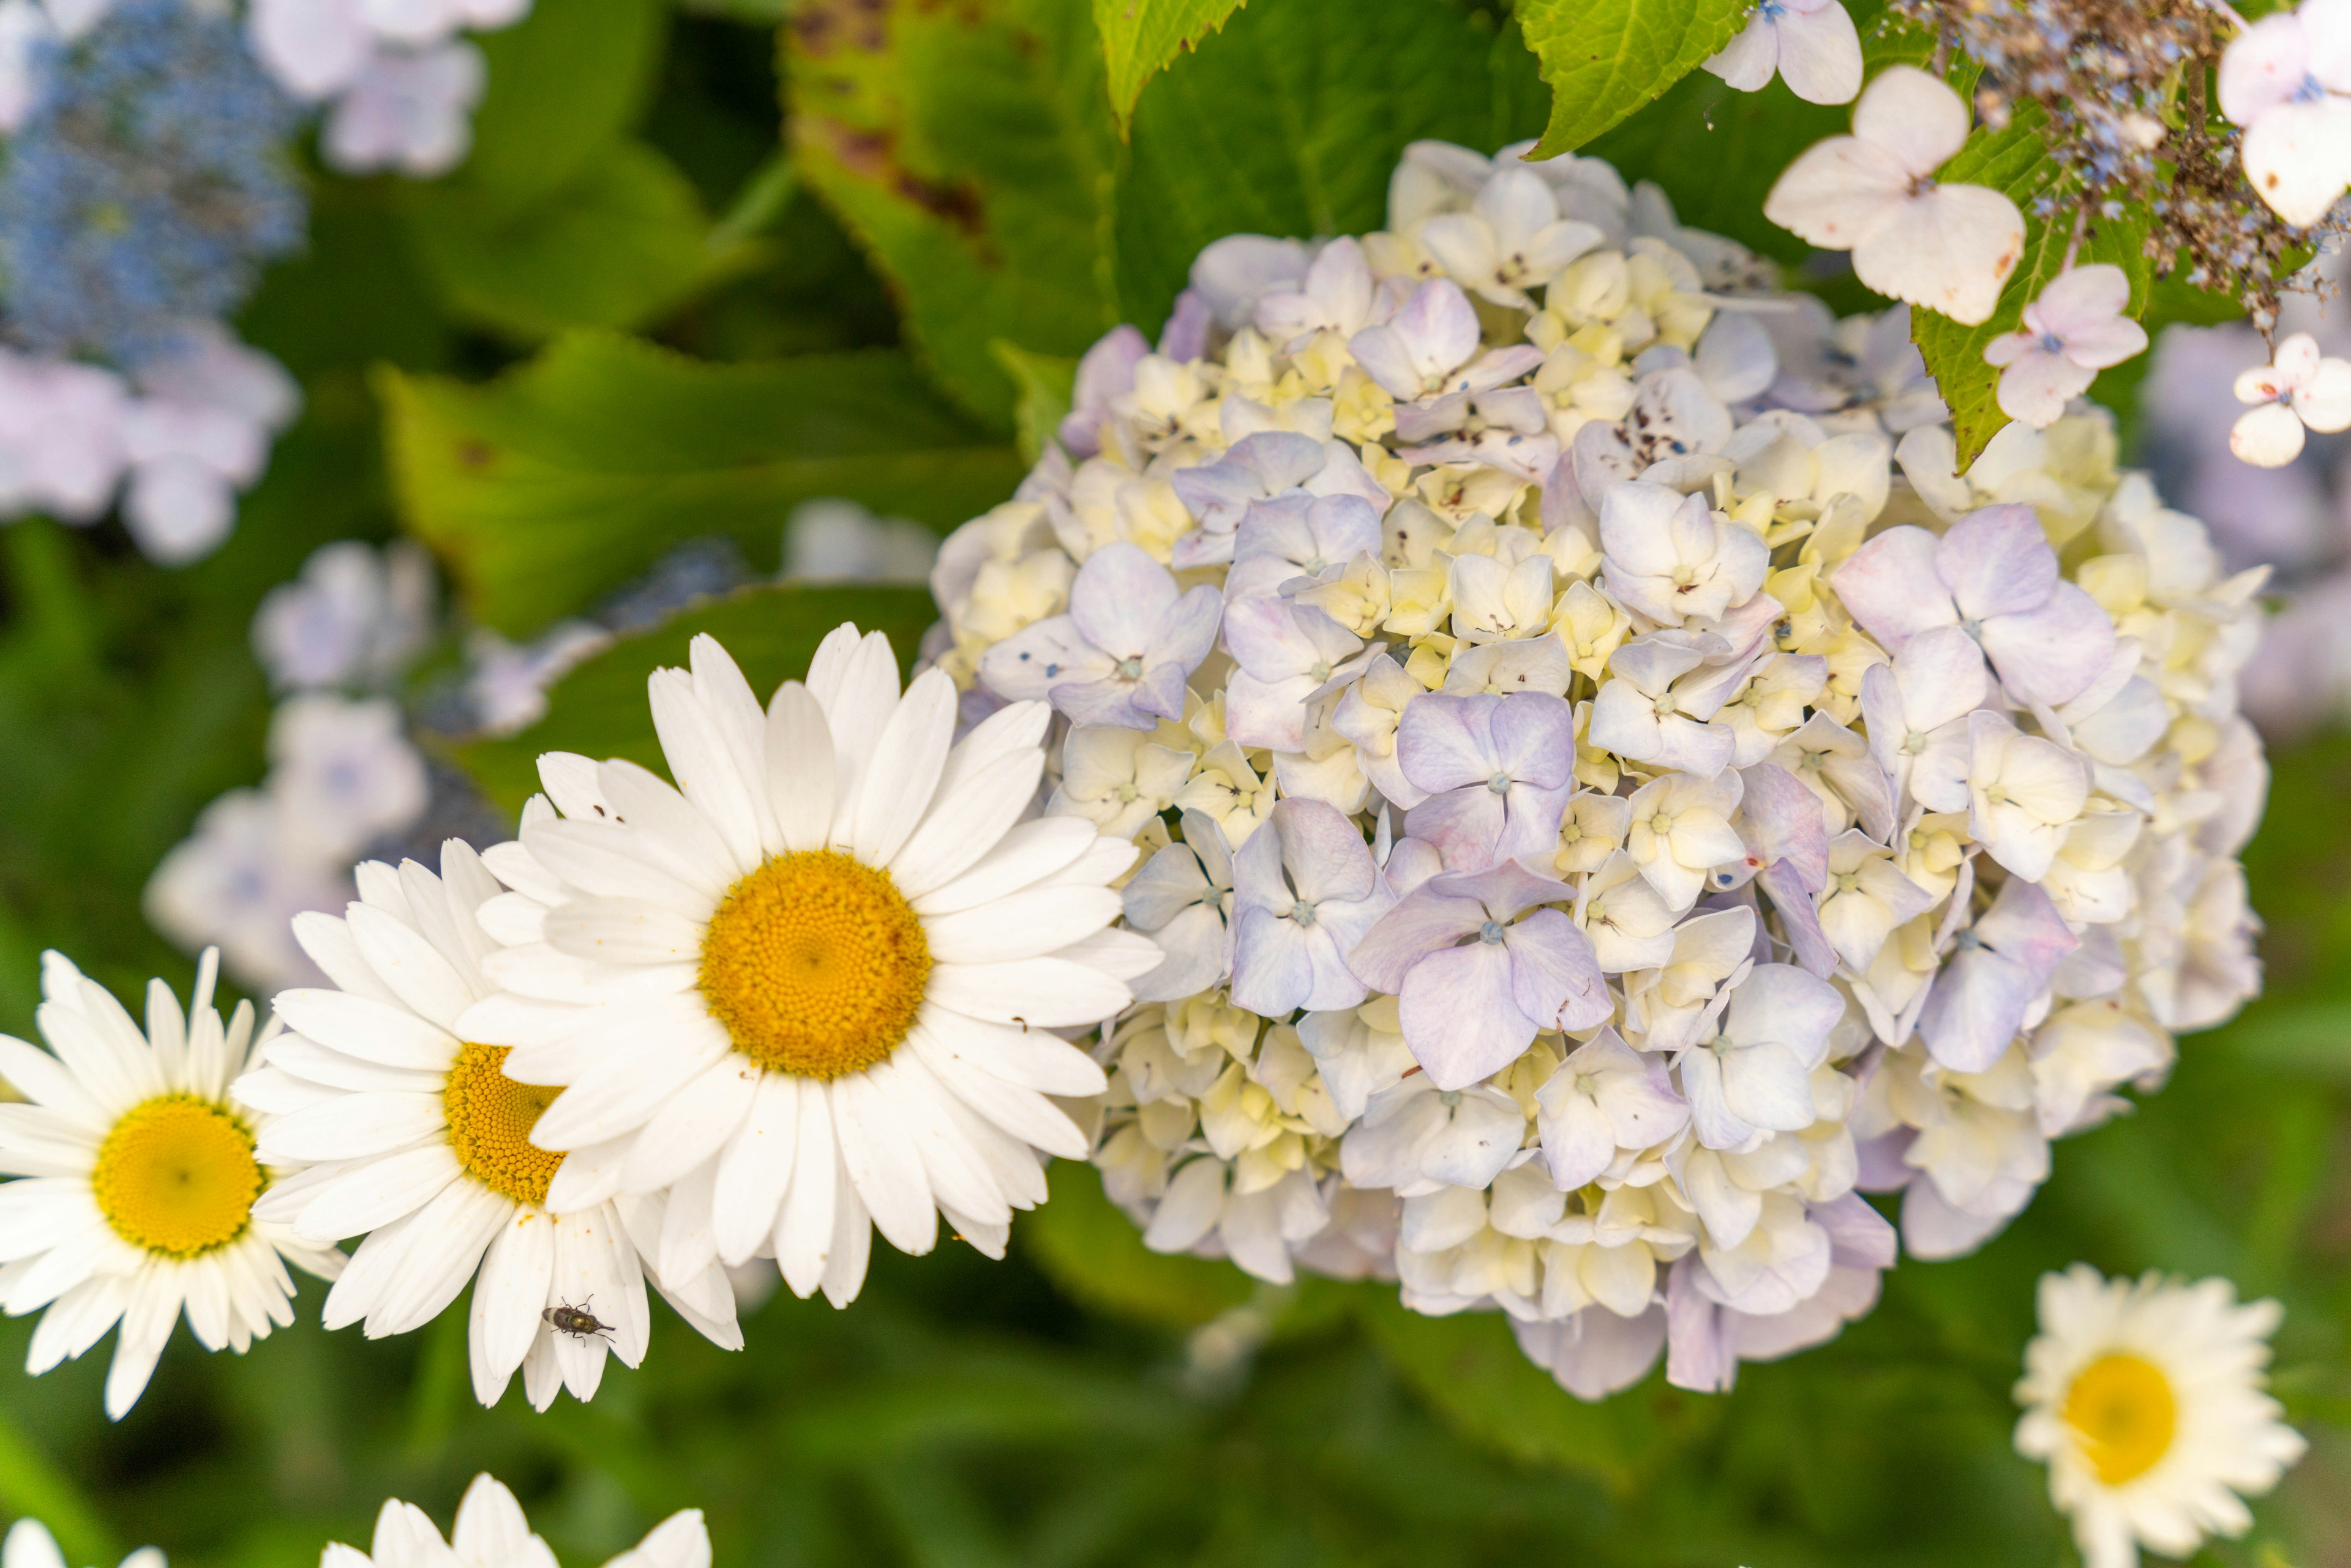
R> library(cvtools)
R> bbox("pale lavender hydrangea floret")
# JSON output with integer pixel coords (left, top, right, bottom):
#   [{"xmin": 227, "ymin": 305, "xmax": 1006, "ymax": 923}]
[
  {"xmin": 1395, "ymin": 691, "xmax": 1577, "ymax": 869},
  {"xmin": 979, "ymin": 541, "xmax": 1220, "ymax": 728},
  {"xmin": 1831, "ymin": 502, "xmax": 2116, "ymax": 707},
  {"xmin": 1229, "ymin": 798, "xmax": 1392, "ymax": 1016},
  {"xmin": 1348, "ymin": 858, "xmax": 1609, "ymax": 1089},
  {"xmin": 1917, "ymin": 874, "xmax": 2079, "ymax": 1073}
]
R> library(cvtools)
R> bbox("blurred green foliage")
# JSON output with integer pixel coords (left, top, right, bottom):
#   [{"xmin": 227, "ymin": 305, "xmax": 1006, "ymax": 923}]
[{"xmin": 0, "ymin": 0, "xmax": 2342, "ymax": 1564}]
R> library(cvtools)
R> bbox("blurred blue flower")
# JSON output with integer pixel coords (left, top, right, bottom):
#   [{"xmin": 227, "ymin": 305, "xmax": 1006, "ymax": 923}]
[{"xmin": 0, "ymin": 0, "xmax": 304, "ymax": 367}]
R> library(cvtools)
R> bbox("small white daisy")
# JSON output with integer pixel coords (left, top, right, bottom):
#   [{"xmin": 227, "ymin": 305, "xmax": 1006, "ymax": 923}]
[
  {"xmin": 4, "ymin": 1517, "xmax": 162, "ymax": 1568},
  {"xmin": 320, "ymin": 1472, "xmax": 710, "ymax": 1568},
  {"xmin": 0, "ymin": 948, "xmax": 342, "ymax": 1419},
  {"xmin": 459, "ymin": 625, "xmax": 1151, "ymax": 1305},
  {"xmin": 233, "ymin": 841, "xmax": 742, "ymax": 1411},
  {"xmin": 2015, "ymin": 1264, "xmax": 2308, "ymax": 1568}
]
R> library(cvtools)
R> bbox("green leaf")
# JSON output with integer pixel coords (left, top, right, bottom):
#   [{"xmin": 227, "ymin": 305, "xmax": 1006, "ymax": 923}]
[
  {"xmin": 1355, "ymin": 1292, "xmax": 1711, "ymax": 1494},
  {"xmin": 989, "ymin": 340, "xmax": 1078, "ymax": 465},
  {"xmin": 1517, "ymin": 0, "xmax": 1750, "ymax": 156},
  {"xmin": 1019, "ymin": 1161, "xmax": 1255, "ymax": 1329},
  {"xmin": 451, "ymin": 580, "xmax": 940, "ymax": 812},
  {"xmin": 1910, "ymin": 103, "xmax": 2150, "ymax": 467},
  {"xmin": 404, "ymin": 141, "xmax": 756, "ymax": 341},
  {"xmin": 444, "ymin": 0, "xmax": 667, "ymax": 209},
  {"xmin": 1116, "ymin": 0, "xmax": 1547, "ymax": 334},
  {"xmin": 1094, "ymin": 0, "xmax": 1246, "ymax": 132},
  {"xmin": 379, "ymin": 332, "xmax": 1024, "ymax": 637},
  {"xmin": 785, "ymin": 0, "xmax": 1125, "ymax": 424}
]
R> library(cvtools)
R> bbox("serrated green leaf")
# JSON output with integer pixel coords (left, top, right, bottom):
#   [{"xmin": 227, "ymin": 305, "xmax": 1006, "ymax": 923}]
[
  {"xmin": 450, "ymin": 580, "xmax": 939, "ymax": 812},
  {"xmin": 1116, "ymin": 0, "xmax": 1547, "ymax": 334},
  {"xmin": 1355, "ymin": 1293, "xmax": 1711, "ymax": 1493},
  {"xmin": 1019, "ymin": 1161, "xmax": 1256, "ymax": 1329},
  {"xmin": 404, "ymin": 141, "xmax": 756, "ymax": 342},
  {"xmin": 1517, "ymin": 0, "xmax": 1750, "ymax": 156},
  {"xmin": 379, "ymin": 332, "xmax": 1023, "ymax": 637},
  {"xmin": 785, "ymin": 0, "xmax": 1125, "ymax": 424},
  {"xmin": 1910, "ymin": 103, "xmax": 2150, "ymax": 468},
  {"xmin": 1096, "ymin": 0, "xmax": 1247, "ymax": 131},
  {"xmin": 989, "ymin": 340, "xmax": 1078, "ymax": 466}
]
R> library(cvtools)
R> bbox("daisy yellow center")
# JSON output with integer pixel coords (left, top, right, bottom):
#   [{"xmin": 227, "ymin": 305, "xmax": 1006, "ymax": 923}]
[
  {"xmin": 91, "ymin": 1095, "xmax": 261, "ymax": 1259},
  {"xmin": 697, "ymin": 849, "xmax": 932, "ymax": 1079},
  {"xmin": 444, "ymin": 1042, "xmax": 564, "ymax": 1206},
  {"xmin": 2062, "ymin": 1352, "xmax": 2178, "ymax": 1486}
]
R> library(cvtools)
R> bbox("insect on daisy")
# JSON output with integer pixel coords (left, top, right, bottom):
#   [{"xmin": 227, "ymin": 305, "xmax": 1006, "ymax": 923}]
[
  {"xmin": 2014, "ymin": 1264, "xmax": 2308, "ymax": 1568},
  {"xmin": 458, "ymin": 624, "xmax": 1155, "ymax": 1306},
  {"xmin": 321, "ymin": 1472, "xmax": 710, "ymax": 1568},
  {"xmin": 233, "ymin": 842, "xmax": 742, "ymax": 1411},
  {"xmin": 0, "ymin": 948, "xmax": 341, "ymax": 1418}
]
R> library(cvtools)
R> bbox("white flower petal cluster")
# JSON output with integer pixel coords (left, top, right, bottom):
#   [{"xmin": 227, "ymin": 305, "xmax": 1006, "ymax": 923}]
[
  {"xmin": 245, "ymin": 0, "xmax": 530, "ymax": 178},
  {"xmin": 0, "ymin": 321, "xmax": 299, "ymax": 564},
  {"xmin": 323, "ymin": 1473, "xmax": 710, "ymax": 1568},
  {"xmin": 931, "ymin": 138, "xmax": 2271, "ymax": 1398},
  {"xmin": 149, "ymin": 542, "xmax": 435, "ymax": 994}
]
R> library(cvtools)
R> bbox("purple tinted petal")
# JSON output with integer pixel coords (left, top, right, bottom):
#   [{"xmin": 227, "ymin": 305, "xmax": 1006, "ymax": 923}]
[
  {"xmin": 1499, "ymin": 781, "xmax": 1577, "ymax": 863},
  {"xmin": 1147, "ymin": 584, "xmax": 1226, "ymax": 673},
  {"xmin": 977, "ymin": 615, "xmax": 1112, "ymax": 701},
  {"xmin": 1431, "ymin": 857, "xmax": 1577, "ymax": 921},
  {"xmin": 1719, "ymin": 1041, "xmax": 1814, "ymax": 1132},
  {"xmin": 1665, "ymin": 1259, "xmax": 1736, "ymax": 1393},
  {"xmin": 1052, "ymin": 678, "xmax": 1157, "ymax": 729},
  {"xmin": 1396, "ymin": 693, "xmax": 1499, "ymax": 792},
  {"xmin": 1404, "ymin": 785, "xmax": 1509, "ymax": 871},
  {"xmin": 1915, "ymin": 945, "xmax": 2031, "ymax": 1072},
  {"xmin": 1347, "ymin": 887, "xmax": 1486, "ymax": 993},
  {"xmin": 1934, "ymin": 504, "xmax": 2057, "ymax": 621},
  {"xmin": 1503, "ymin": 907, "xmax": 1610, "ymax": 1030},
  {"xmin": 1488, "ymin": 691, "xmax": 1578, "ymax": 787},
  {"xmin": 1973, "ymin": 874, "xmax": 2079, "ymax": 986},
  {"xmin": 1758, "ymin": 862, "xmax": 1837, "ymax": 978},
  {"xmin": 1130, "ymin": 659, "xmax": 1193, "ymax": 723},
  {"xmin": 1725, "ymin": 963, "xmax": 1845, "ymax": 1062},
  {"xmin": 1398, "ymin": 940, "xmax": 1539, "ymax": 1089},
  {"xmin": 1397, "ymin": 277, "xmax": 1480, "ymax": 376},
  {"xmin": 1220, "ymin": 594, "xmax": 1316, "ymax": 680},
  {"xmin": 1828, "ymin": 525, "xmax": 1954, "ymax": 649},
  {"xmin": 1738, "ymin": 762, "xmax": 1828, "ymax": 891},
  {"xmin": 1348, "ymin": 322, "xmax": 1423, "ymax": 400},
  {"xmin": 1070, "ymin": 542, "xmax": 1179, "ymax": 653},
  {"xmin": 1224, "ymin": 670, "xmax": 1314, "ymax": 751},
  {"xmin": 1228, "ymin": 806, "xmax": 1291, "ymax": 915},
  {"xmin": 1978, "ymin": 581, "xmax": 2117, "ymax": 706},
  {"xmin": 1273, "ymin": 797, "xmax": 1378, "ymax": 905},
  {"xmin": 1158, "ymin": 290, "xmax": 1210, "ymax": 361},
  {"xmin": 1540, "ymin": 1090, "xmax": 1618, "ymax": 1188},
  {"xmin": 1810, "ymin": 1190, "xmax": 1899, "ymax": 1269}
]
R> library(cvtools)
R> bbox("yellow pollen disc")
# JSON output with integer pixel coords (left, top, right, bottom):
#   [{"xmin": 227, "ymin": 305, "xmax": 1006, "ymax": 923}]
[
  {"xmin": 91, "ymin": 1095, "xmax": 261, "ymax": 1258},
  {"xmin": 2062, "ymin": 1352, "xmax": 2179, "ymax": 1487},
  {"xmin": 698, "ymin": 848, "xmax": 932, "ymax": 1080},
  {"xmin": 444, "ymin": 1042, "xmax": 565, "ymax": 1206}
]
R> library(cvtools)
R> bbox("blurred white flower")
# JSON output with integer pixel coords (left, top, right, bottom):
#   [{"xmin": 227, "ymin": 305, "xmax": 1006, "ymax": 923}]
[
  {"xmin": 2229, "ymin": 330, "xmax": 2351, "ymax": 466},
  {"xmin": 143, "ymin": 788, "xmax": 345, "ymax": 993},
  {"xmin": 1703, "ymin": 0, "xmax": 1863, "ymax": 105},
  {"xmin": 2015, "ymin": 1266, "xmax": 2306, "ymax": 1568},
  {"xmin": 266, "ymin": 693, "xmax": 430, "ymax": 858},
  {"xmin": 783, "ymin": 496, "xmax": 940, "ymax": 582},
  {"xmin": 323, "ymin": 42, "xmax": 486, "ymax": 178},
  {"xmin": 2218, "ymin": 0, "xmax": 2351, "ymax": 228},
  {"xmin": 252, "ymin": 539, "xmax": 437, "ymax": 692}
]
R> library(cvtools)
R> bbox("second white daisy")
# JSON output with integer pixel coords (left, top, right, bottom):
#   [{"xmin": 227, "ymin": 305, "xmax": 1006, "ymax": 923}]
[
  {"xmin": 2015, "ymin": 1264, "xmax": 2307, "ymax": 1568},
  {"xmin": 460, "ymin": 625, "xmax": 1150, "ymax": 1305},
  {"xmin": 234, "ymin": 842, "xmax": 742, "ymax": 1411}
]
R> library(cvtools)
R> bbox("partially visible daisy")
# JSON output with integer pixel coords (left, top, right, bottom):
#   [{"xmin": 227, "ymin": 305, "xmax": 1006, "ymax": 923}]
[
  {"xmin": 233, "ymin": 841, "xmax": 741, "ymax": 1412},
  {"xmin": 2015, "ymin": 1265, "xmax": 2308, "ymax": 1568},
  {"xmin": 320, "ymin": 1472, "xmax": 710, "ymax": 1568},
  {"xmin": 460, "ymin": 625, "xmax": 1150, "ymax": 1307},
  {"xmin": 0, "ymin": 948, "xmax": 342, "ymax": 1418},
  {"xmin": 4, "ymin": 1517, "xmax": 162, "ymax": 1568}
]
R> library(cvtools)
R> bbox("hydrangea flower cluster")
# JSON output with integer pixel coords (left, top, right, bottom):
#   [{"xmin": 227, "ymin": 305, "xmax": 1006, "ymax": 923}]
[
  {"xmin": 929, "ymin": 138, "xmax": 2272, "ymax": 1397},
  {"xmin": 0, "ymin": 0, "xmax": 530, "ymax": 564}
]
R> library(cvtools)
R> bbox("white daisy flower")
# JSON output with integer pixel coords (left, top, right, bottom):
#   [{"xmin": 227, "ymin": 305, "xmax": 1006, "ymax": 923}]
[
  {"xmin": 321, "ymin": 1472, "xmax": 710, "ymax": 1568},
  {"xmin": 4, "ymin": 1517, "xmax": 160, "ymax": 1568},
  {"xmin": 2015, "ymin": 1264, "xmax": 2308, "ymax": 1568},
  {"xmin": 233, "ymin": 841, "xmax": 743, "ymax": 1412},
  {"xmin": 460, "ymin": 625, "xmax": 1150, "ymax": 1307},
  {"xmin": 0, "ymin": 948, "xmax": 342, "ymax": 1419}
]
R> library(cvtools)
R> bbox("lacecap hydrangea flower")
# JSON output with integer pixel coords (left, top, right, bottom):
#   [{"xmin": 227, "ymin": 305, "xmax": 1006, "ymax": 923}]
[{"xmin": 924, "ymin": 136, "xmax": 2271, "ymax": 1397}]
